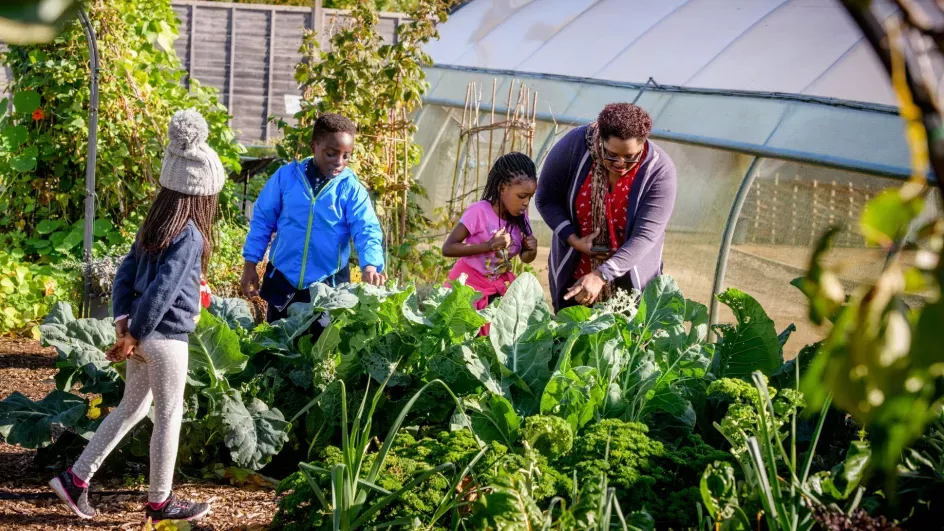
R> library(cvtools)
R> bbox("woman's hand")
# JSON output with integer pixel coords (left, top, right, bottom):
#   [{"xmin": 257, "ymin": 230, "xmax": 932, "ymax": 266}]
[
  {"xmin": 567, "ymin": 230, "xmax": 613, "ymax": 260},
  {"xmin": 488, "ymin": 227, "xmax": 512, "ymax": 251},
  {"xmin": 362, "ymin": 265, "xmax": 387, "ymax": 286},
  {"xmin": 564, "ymin": 271, "xmax": 607, "ymax": 306},
  {"xmin": 241, "ymin": 261, "xmax": 260, "ymax": 298},
  {"xmin": 106, "ymin": 334, "xmax": 138, "ymax": 363}
]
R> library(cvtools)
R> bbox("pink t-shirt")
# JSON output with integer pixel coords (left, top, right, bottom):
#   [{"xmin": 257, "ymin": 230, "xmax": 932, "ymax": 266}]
[{"xmin": 455, "ymin": 200, "xmax": 527, "ymax": 280}]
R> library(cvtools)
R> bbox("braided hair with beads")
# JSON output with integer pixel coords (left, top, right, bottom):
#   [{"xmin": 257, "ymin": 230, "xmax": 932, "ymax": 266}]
[{"xmin": 480, "ymin": 151, "xmax": 536, "ymax": 237}]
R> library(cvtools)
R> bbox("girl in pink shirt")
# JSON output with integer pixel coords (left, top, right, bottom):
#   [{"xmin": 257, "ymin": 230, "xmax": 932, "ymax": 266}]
[{"xmin": 442, "ymin": 152, "xmax": 539, "ymax": 326}]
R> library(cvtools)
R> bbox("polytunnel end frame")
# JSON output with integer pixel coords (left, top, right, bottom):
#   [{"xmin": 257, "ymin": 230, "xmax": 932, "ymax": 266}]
[{"xmin": 79, "ymin": 6, "xmax": 99, "ymax": 319}]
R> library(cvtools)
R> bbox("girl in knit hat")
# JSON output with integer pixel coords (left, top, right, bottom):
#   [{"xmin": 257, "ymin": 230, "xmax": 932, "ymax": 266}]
[{"xmin": 49, "ymin": 109, "xmax": 223, "ymax": 523}]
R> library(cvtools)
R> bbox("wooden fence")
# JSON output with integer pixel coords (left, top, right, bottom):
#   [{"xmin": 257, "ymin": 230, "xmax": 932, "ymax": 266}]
[{"xmin": 171, "ymin": 1, "xmax": 407, "ymax": 143}]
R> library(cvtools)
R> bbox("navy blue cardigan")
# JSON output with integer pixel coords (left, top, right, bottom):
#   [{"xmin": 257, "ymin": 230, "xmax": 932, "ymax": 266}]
[
  {"xmin": 535, "ymin": 125, "xmax": 677, "ymax": 311},
  {"xmin": 112, "ymin": 221, "xmax": 204, "ymax": 342}
]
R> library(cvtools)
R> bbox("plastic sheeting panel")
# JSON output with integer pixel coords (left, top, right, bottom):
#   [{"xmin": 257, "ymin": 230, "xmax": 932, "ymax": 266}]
[
  {"xmin": 424, "ymin": 0, "xmax": 519, "ymax": 64},
  {"xmin": 455, "ymin": 0, "xmax": 598, "ymax": 70},
  {"xmin": 651, "ymin": 92, "xmax": 784, "ymax": 146},
  {"xmin": 519, "ymin": 0, "xmax": 688, "ymax": 79},
  {"xmin": 424, "ymin": 65, "xmax": 913, "ymax": 178},
  {"xmin": 427, "ymin": 0, "xmax": 900, "ymax": 105},
  {"xmin": 686, "ymin": 0, "xmax": 863, "ymax": 93},
  {"xmin": 765, "ymin": 104, "xmax": 909, "ymax": 172},
  {"xmin": 597, "ymin": 0, "xmax": 785, "ymax": 85}
]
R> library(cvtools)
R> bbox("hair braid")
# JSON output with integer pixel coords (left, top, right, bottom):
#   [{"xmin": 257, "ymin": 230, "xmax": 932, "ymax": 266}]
[{"xmin": 481, "ymin": 152, "xmax": 536, "ymax": 237}]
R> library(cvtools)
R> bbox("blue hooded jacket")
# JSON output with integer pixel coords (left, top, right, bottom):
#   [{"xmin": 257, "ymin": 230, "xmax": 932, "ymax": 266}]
[{"xmin": 243, "ymin": 158, "xmax": 384, "ymax": 289}]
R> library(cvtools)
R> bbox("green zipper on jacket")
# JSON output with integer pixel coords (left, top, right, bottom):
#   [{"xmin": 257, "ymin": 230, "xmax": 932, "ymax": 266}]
[
  {"xmin": 297, "ymin": 201, "xmax": 316, "ymax": 289},
  {"xmin": 296, "ymin": 161, "xmax": 331, "ymax": 290}
]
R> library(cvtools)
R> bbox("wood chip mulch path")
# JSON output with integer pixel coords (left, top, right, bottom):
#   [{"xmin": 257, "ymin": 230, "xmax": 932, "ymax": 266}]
[{"xmin": 0, "ymin": 338, "xmax": 279, "ymax": 530}]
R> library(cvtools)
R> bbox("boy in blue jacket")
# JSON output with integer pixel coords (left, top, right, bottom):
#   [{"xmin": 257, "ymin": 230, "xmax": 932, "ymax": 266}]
[{"xmin": 241, "ymin": 113, "xmax": 386, "ymax": 323}]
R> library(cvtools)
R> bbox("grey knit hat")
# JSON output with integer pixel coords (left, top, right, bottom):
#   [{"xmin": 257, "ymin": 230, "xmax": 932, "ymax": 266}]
[{"xmin": 159, "ymin": 109, "xmax": 226, "ymax": 196}]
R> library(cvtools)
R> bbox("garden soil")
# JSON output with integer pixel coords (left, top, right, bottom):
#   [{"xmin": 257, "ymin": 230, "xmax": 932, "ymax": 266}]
[{"xmin": 0, "ymin": 338, "xmax": 277, "ymax": 530}]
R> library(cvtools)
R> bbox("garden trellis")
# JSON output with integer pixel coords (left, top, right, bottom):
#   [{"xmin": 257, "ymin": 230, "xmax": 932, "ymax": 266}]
[{"xmin": 448, "ymin": 78, "xmax": 540, "ymax": 219}]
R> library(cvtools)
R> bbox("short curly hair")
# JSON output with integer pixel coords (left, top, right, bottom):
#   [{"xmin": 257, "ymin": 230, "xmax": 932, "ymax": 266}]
[
  {"xmin": 597, "ymin": 103, "xmax": 652, "ymax": 140},
  {"xmin": 312, "ymin": 113, "xmax": 357, "ymax": 142}
]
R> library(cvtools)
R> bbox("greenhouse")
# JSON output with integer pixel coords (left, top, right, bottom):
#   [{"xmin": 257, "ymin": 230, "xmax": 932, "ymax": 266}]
[{"xmin": 412, "ymin": 0, "xmax": 941, "ymax": 353}]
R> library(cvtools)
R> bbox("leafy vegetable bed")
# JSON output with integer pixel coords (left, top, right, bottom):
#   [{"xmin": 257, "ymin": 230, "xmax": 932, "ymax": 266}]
[{"xmin": 0, "ymin": 274, "xmax": 883, "ymax": 529}]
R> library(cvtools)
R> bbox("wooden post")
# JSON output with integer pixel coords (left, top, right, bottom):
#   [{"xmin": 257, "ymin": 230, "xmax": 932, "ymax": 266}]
[
  {"xmin": 791, "ymin": 175, "xmax": 799, "ymax": 246},
  {"xmin": 265, "ymin": 9, "xmax": 276, "ymax": 142},
  {"xmin": 488, "ymin": 78, "xmax": 496, "ymax": 169},
  {"xmin": 862, "ymin": 183, "xmax": 872, "ymax": 246},
  {"xmin": 474, "ymin": 83, "xmax": 482, "ymax": 193},
  {"xmin": 460, "ymin": 87, "xmax": 474, "ymax": 211},
  {"xmin": 828, "ymin": 180, "xmax": 837, "ymax": 235},
  {"xmin": 402, "ymin": 107, "xmax": 409, "ymax": 242},
  {"xmin": 810, "ymin": 179, "xmax": 819, "ymax": 245},
  {"xmin": 847, "ymin": 181, "xmax": 855, "ymax": 247},
  {"xmin": 771, "ymin": 173, "xmax": 779, "ymax": 243},
  {"xmin": 500, "ymin": 80, "xmax": 514, "ymax": 153},
  {"xmin": 510, "ymin": 84, "xmax": 523, "ymax": 153},
  {"xmin": 451, "ymin": 84, "xmax": 471, "ymax": 216},
  {"xmin": 530, "ymin": 90, "xmax": 538, "ymax": 157},
  {"xmin": 752, "ymin": 181, "xmax": 761, "ymax": 244},
  {"xmin": 188, "ymin": 4, "xmax": 197, "ymax": 89},
  {"xmin": 311, "ymin": 0, "xmax": 323, "ymax": 34},
  {"xmin": 227, "ymin": 6, "xmax": 236, "ymax": 124}
]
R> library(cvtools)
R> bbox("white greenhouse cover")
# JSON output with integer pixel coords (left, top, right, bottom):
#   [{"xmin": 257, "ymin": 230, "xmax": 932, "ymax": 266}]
[
  {"xmin": 421, "ymin": 0, "xmax": 932, "ymax": 180},
  {"xmin": 425, "ymin": 0, "xmax": 899, "ymax": 107}
]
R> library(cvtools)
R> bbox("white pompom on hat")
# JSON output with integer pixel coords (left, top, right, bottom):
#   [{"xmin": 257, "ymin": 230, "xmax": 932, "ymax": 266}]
[{"xmin": 159, "ymin": 109, "xmax": 226, "ymax": 196}]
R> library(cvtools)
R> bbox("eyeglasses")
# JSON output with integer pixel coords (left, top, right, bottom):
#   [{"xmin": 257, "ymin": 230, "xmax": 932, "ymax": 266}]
[{"xmin": 601, "ymin": 149, "xmax": 643, "ymax": 166}]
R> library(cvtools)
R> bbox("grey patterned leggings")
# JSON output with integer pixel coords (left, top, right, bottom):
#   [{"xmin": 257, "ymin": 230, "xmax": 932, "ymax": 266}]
[{"xmin": 72, "ymin": 335, "xmax": 189, "ymax": 503}]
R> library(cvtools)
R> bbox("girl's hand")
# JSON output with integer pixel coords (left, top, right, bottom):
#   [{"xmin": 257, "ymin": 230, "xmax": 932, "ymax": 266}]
[
  {"xmin": 106, "ymin": 335, "xmax": 138, "ymax": 363},
  {"xmin": 523, "ymin": 235, "xmax": 538, "ymax": 251},
  {"xmin": 488, "ymin": 228, "xmax": 512, "ymax": 251},
  {"xmin": 115, "ymin": 318, "xmax": 129, "ymax": 339}
]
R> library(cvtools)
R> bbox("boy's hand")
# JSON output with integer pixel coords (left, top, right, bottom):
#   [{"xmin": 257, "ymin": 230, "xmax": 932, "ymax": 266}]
[
  {"xmin": 106, "ymin": 334, "xmax": 138, "ymax": 363},
  {"xmin": 241, "ymin": 261, "xmax": 260, "ymax": 298},
  {"xmin": 523, "ymin": 235, "xmax": 538, "ymax": 251},
  {"xmin": 362, "ymin": 265, "xmax": 387, "ymax": 286}
]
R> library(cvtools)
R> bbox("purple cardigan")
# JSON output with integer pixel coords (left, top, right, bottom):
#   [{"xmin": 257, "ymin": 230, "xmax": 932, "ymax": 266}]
[{"xmin": 536, "ymin": 125, "xmax": 677, "ymax": 311}]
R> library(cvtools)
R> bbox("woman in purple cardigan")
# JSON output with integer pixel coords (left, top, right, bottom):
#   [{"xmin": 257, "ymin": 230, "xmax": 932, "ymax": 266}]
[{"xmin": 536, "ymin": 103, "xmax": 677, "ymax": 311}]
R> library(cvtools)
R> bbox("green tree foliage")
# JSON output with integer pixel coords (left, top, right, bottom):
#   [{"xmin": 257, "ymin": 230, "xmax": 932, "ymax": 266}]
[{"xmin": 0, "ymin": 0, "xmax": 243, "ymax": 262}]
